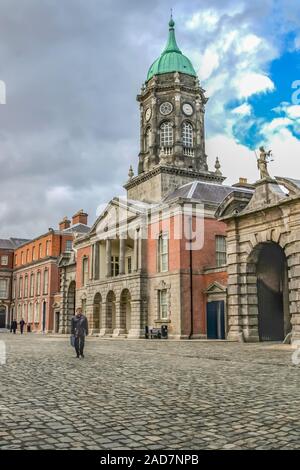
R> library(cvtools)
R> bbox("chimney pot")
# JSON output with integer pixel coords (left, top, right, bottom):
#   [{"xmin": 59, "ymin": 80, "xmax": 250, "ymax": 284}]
[
  {"xmin": 72, "ymin": 210, "xmax": 88, "ymax": 226},
  {"xmin": 59, "ymin": 217, "xmax": 71, "ymax": 231}
]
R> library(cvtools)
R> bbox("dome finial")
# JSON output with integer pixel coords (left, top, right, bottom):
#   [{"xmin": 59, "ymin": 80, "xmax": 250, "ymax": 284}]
[{"xmin": 169, "ymin": 8, "xmax": 175, "ymax": 29}]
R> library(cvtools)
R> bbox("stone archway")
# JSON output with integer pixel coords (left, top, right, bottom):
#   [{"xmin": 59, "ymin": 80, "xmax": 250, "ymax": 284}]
[
  {"xmin": 247, "ymin": 242, "xmax": 291, "ymax": 342},
  {"xmin": 67, "ymin": 281, "xmax": 76, "ymax": 333},
  {"xmin": 106, "ymin": 291, "xmax": 116, "ymax": 334},
  {"xmin": 120, "ymin": 289, "xmax": 131, "ymax": 334},
  {"xmin": 92, "ymin": 293, "xmax": 102, "ymax": 334}
]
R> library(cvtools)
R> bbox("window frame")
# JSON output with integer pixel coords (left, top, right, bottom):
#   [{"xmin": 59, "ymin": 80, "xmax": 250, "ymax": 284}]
[
  {"xmin": 159, "ymin": 289, "xmax": 168, "ymax": 320},
  {"xmin": 182, "ymin": 121, "xmax": 193, "ymax": 148},
  {"xmin": 216, "ymin": 235, "xmax": 227, "ymax": 267},
  {"xmin": 160, "ymin": 121, "xmax": 173, "ymax": 148},
  {"xmin": 1, "ymin": 255, "xmax": 9, "ymax": 266},
  {"xmin": 157, "ymin": 232, "xmax": 169, "ymax": 273}
]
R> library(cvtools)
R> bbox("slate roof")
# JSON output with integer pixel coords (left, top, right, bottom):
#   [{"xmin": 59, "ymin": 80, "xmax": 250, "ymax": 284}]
[
  {"xmin": 62, "ymin": 223, "xmax": 91, "ymax": 234},
  {"xmin": 164, "ymin": 181, "xmax": 253, "ymax": 205},
  {"xmin": 0, "ymin": 238, "xmax": 30, "ymax": 250}
]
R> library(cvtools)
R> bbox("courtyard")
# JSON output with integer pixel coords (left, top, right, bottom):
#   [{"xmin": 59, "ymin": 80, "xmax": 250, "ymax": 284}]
[{"xmin": 0, "ymin": 333, "xmax": 299, "ymax": 450}]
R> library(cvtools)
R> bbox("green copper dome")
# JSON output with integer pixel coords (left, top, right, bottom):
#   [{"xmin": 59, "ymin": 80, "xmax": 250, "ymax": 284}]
[{"xmin": 147, "ymin": 17, "xmax": 197, "ymax": 81}]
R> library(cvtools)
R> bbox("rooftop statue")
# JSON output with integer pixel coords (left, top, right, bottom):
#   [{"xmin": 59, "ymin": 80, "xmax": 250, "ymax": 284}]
[{"xmin": 257, "ymin": 146, "xmax": 272, "ymax": 180}]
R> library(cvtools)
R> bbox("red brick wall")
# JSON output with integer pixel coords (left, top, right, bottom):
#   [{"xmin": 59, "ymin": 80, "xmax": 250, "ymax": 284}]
[
  {"xmin": 14, "ymin": 233, "xmax": 73, "ymax": 268},
  {"xmin": 147, "ymin": 213, "xmax": 228, "ymax": 337}
]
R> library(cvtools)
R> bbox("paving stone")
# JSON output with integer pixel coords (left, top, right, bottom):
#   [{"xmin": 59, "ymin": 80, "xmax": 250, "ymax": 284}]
[{"xmin": 0, "ymin": 334, "xmax": 299, "ymax": 449}]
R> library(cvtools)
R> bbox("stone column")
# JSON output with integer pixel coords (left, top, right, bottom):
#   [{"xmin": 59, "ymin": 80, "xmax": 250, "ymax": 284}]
[
  {"xmin": 226, "ymin": 226, "xmax": 244, "ymax": 342},
  {"xmin": 112, "ymin": 301, "xmax": 126, "ymax": 337},
  {"xmin": 106, "ymin": 239, "xmax": 111, "ymax": 278},
  {"xmin": 99, "ymin": 301, "xmax": 106, "ymax": 337},
  {"xmin": 138, "ymin": 233, "xmax": 142, "ymax": 270},
  {"xmin": 91, "ymin": 243, "xmax": 95, "ymax": 280},
  {"xmin": 94, "ymin": 242, "xmax": 100, "ymax": 280},
  {"xmin": 286, "ymin": 238, "xmax": 300, "ymax": 344},
  {"xmin": 133, "ymin": 230, "xmax": 139, "ymax": 272},
  {"xmin": 119, "ymin": 238, "xmax": 126, "ymax": 275},
  {"xmin": 127, "ymin": 299, "xmax": 144, "ymax": 338}
]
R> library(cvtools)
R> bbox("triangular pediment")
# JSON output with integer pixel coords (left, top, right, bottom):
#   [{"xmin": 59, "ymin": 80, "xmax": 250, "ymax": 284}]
[
  {"xmin": 205, "ymin": 281, "xmax": 227, "ymax": 294},
  {"xmin": 89, "ymin": 197, "xmax": 151, "ymax": 239}
]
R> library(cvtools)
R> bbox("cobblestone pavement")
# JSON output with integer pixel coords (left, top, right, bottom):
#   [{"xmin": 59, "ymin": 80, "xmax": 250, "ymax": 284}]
[{"xmin": 0, "ymin": 333, "xmax": 299, "ymax": 450}]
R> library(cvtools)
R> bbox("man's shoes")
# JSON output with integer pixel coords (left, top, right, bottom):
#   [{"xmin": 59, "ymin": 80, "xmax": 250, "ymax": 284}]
[
  {"xmin": 81, "ymin": 354, "xmax": 84, "ymax": 359},
  {"xmin": 76, "ymin": 355, "xmax": 80, "ymax": 358}
]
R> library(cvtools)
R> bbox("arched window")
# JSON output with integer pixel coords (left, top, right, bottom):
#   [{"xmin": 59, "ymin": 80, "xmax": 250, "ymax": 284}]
[
  {"xmin": 160, "ymin": 122, "xmax": 173, "ymax": 147},
  {"xmin": 182, "ymin": 122, "xmax": 193, "ymax": 148},
  {"xmin": 145, "ymin": 127, "xmax": 151, "ymax": 152}
]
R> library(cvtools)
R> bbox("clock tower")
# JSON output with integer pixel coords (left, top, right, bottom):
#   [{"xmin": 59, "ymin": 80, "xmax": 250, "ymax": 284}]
[{"xmin": 125, "ymin": 16, "xmax": 225, "ymax": 203}]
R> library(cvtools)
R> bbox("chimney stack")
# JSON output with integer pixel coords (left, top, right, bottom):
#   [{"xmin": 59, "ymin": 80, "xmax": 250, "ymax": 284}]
[
  {"xmin": 232, "ymin": 178, "xmax": 255, "ymax": 190},
  {"xmin": 72, "ymin": 209, "xmax": 88, "ymax": 226},
  {"xmin": 59, "ymin": 217, "xmax": 71, "ymax": 231}
]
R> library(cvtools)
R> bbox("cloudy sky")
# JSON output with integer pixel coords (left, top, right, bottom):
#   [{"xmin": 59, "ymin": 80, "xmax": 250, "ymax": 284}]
[{"xmin": 0, "ymin": 0, "xmax": 300, "ymax": 238}]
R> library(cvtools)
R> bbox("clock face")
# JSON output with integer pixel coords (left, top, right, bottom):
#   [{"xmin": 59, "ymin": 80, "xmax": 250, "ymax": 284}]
[
  {"xmin": 145, "ymin": 108, "xmax": 152, "ymax": 122},
  {"xmin": 160, "ymin": 102, "xmax": 173, "ymax": 116},
  {"xmin": 182, "ymin": 103, "xmax": 193, "ymax": 116}
]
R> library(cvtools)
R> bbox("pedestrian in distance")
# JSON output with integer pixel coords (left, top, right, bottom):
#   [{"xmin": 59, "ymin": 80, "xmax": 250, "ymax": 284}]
[
  {"xmin": 20, "ymin": 318, "xmax": 25, "ymax": 335},
  {"xmin": 71, "ymin": 307, "xmax": 88, "ymax": 359},
  {"xmin": 11, "ymin": 319, "xmax": 17, "ymax": 334}
]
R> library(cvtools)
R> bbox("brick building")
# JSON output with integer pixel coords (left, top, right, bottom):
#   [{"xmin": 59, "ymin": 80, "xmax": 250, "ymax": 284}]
[
  {"xmin": 0, "ymin": 238, "xmax": 29, "ymax": 328},
  {"xmin": 58, "ymin": 18, "xmax": 249, "ymax": 339},
  {"xmin": 12, "ymin": 211, "xmax": 89, "ymax": 332}
]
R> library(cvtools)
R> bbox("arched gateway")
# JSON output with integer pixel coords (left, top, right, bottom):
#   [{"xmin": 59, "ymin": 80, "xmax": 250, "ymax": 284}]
[
  {"xmin": 216, "ymin": 173, "xmax": 300, "ymax": 344},
  {"xmin": 248, "ymin": 242, "xmax": 291, "ymax": 341}
]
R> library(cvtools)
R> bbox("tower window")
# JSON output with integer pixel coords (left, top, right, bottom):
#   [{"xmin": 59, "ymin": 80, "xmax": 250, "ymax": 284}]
[
  {"xmin": 182, "ymin": 122, "xmax": 193, "ymax": 148},
  {"xmin": 160, "ymin": 122, "xmax": 173, "ymax": 147}
]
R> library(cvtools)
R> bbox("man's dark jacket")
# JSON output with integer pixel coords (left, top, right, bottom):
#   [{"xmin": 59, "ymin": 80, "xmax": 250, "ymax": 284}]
[{"xmin": 71, "ymin": 314, "xmax": 88, "ymax": 337}]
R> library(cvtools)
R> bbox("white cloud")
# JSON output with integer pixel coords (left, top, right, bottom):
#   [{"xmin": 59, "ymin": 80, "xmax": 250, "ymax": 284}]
[
  {"xmin": 236, "ymin": 34, "xmax": 262, "ymax": 54},
  {"xmin": 198, "ymin": 48, "xmax": 220, "ymax": 81},
  {"xmin": 286, "ymin": 105, "xmax": 300, "ymax": 119},
  {"xmin": 206, "ymin": 134, "xmax": 258, "ymax": 185},
  {"xmin": 232, "ymin": 103, "xmax": 252, "ymax": 116},
  {"xmin": 207, "ymin": 128, "xmax": 300, "ymax": 187},
  {"xmin": 185, "ymin": 10, "xmax": 220, "ymax": 31},
  {"xmin": 234, "ymin": 73, "xmax": 275, "ymax": 99}
]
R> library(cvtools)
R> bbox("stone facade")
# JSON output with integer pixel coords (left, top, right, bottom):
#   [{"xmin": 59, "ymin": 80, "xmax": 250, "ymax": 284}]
[{"xmin": 217, "ymin": 176, "xmax": 300, "ymax": 345}]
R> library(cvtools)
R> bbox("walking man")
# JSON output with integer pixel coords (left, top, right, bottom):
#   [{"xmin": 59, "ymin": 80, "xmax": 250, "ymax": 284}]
[
  {"xmin": 20, "ymin": 318, "xmax": 25, "ymax": 335},
  {"xmin": 71, "ymin": 307, "xmax": 88, "ymax": 359}
]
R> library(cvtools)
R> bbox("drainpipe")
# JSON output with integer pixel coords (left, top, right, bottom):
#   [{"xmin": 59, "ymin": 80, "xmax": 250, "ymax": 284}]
[{"xmin": 189, "ymin": 215, "xmax": 194, "ymax": 340}]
